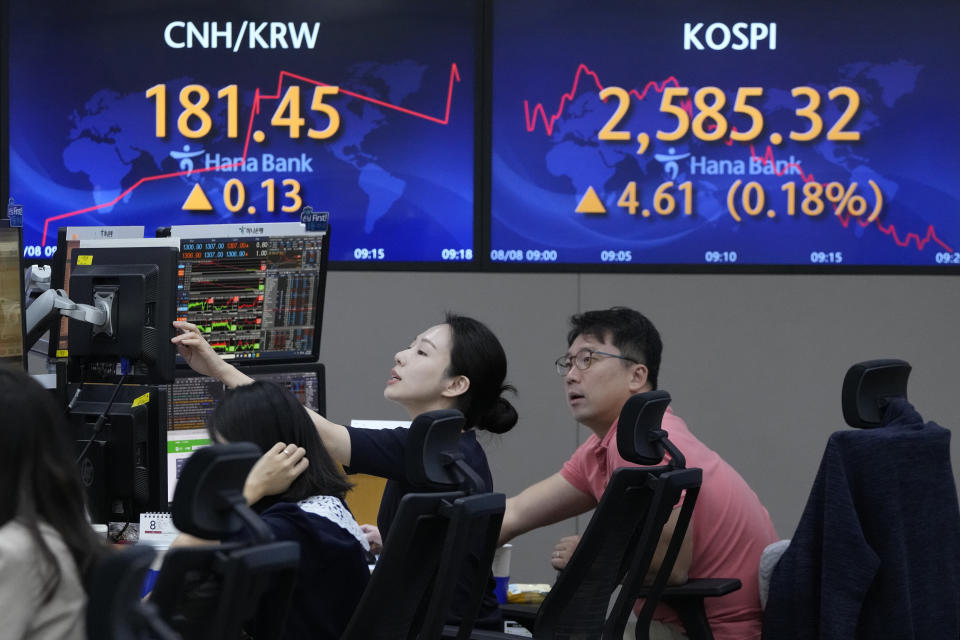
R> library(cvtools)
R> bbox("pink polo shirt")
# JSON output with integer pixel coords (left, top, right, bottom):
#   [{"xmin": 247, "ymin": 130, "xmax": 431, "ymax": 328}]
[{"xmin": 560, "ymin": 408, "xmax": 777, "ymax": 640}]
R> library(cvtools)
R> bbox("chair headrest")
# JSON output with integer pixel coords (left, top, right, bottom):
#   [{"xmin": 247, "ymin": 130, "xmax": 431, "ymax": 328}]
[
  {"xmin": 841, "ymin": 359, "xmax": 911, "ymax": 429},
  {"xmin": 404, "ymin": 409, "xmax": 479, "ymax": 492},
  {"xmin": 616, "ymin": 390, "xmax": 672, "ymax": 465},
  {"xmin": 171, "ymin": 442, "xmax": 261, "ymax": 539}
]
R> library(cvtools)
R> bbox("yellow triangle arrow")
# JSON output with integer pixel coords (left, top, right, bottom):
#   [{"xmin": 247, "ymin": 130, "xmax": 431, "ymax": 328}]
[
  {"xmin": 575, "ymin": 186, "xmax": 606, "ymax": 214},
  {"xmin": 182, "ymin": 183, "xmax": 214, "ymax": 211}
]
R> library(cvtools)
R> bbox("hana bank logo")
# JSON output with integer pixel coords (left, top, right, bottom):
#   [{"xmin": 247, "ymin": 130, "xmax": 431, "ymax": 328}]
[
  {"xmin": 170, "ymin": 145, "xmax": 205, "ymax": 174},
  {"xmin": 654, "ymin": 147, "xmax": 691, "ymax": 180}
]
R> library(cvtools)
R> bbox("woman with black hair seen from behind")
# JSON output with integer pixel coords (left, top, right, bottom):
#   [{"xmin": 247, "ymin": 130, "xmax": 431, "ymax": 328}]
[
  {"xmin": 172, "ymin": 312, "xmax": 518, "ymax": 631},
  {"xmin": 0, "ymin": 365, "xmax": 107, "ymax": 640},
  {"xmin": 175, "ymin": 380, "xmax": 371, "ymax": 640}
]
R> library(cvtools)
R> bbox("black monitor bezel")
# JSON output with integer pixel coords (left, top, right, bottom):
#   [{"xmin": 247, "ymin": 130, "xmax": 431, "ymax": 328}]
[
  {"xmin": 69, "ymin": 382, "xmax": 169, "ymax": 524},
  {"xmin": 65, "ymin": 245, "xmax": 179, "ymax": 384},
  {"xmin": 47, "ymin": 226, "xmax": 148, "ymax": 360}
]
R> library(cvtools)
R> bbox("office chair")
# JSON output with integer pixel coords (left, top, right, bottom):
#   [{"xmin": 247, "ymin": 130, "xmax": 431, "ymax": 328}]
[
  {"xmin": 608, "ymin": 391, "xmax": 741, "ymax": 640},
  {"xmin": 467, "ymin": 390, "xmax": 705, "ymax": 640},
  {"xmin": 149, "ymin": 442, "xmax": 301, "ymax": 640},
  {"xmin": 762, "ymin": 359, "xmax": 960, "ymax": 639},
  {"xmin": 86, "ymin": 544, "xmax": 178, "ymax": 640},
  {"xmin": 341, "ymin": 408, "xmax": 506, "ymax": 640}
]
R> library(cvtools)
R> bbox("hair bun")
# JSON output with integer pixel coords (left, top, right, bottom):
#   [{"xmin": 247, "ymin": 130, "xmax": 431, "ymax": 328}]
[{"xmin": 480, "ymin": 396, "xmax": 518, "ymax": 435}]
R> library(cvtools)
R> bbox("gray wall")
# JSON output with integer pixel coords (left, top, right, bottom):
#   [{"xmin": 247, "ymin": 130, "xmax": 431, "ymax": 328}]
[{"xmin": 320, "ymin": 271, "xmax": 960, "ymax": 583}]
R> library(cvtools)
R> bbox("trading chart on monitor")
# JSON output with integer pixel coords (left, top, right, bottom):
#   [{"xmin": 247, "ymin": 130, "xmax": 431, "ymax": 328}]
[
  {"xmin": 174, "ymin": 226, "xmax": 327, "ymax": 363},
  {"xmin": 165, "ymin": 366, "xmax": 323, "ymax": 500}
]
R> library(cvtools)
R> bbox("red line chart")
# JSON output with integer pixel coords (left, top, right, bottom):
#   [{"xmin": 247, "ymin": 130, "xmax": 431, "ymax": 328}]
[
  {"xmin": 523, "ymin": 63, "xmax": 685, "ymax": 136},
  {"xmin": 748, "ymin": 145, "xmax": 953, "ymax": 252},
  {"xmin": 524, "ymin": 63, "xmax": 952, "ymax": 253},
  {"xmin": 40, "ymin": 64, "xmax": 462, "ymax": 245}
]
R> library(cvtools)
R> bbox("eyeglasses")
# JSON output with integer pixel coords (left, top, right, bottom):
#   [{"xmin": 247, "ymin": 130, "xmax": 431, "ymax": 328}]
[{"xmin": 554, "ymin": 349, "xmax": 639, "ymax": 375}]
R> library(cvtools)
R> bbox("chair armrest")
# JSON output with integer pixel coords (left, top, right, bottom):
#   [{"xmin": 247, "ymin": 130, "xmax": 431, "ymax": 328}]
[
  {"xmin": 441, "ymin": 625, "xmax": 513, "ymax": 640},
  {"xmin": 499, "ymin": 603, "xmax": 539, "ymax": 631},
  {"xmin": 439, "ymin": 604, "xmax": 543, "ymax": 639},
  {"xmin": 637, "ymin": 577, "xmax": 742, "ymax": 600},
  {"xmin": 635, "ymin": 578, "xmax": 741, "ymax": 640}
]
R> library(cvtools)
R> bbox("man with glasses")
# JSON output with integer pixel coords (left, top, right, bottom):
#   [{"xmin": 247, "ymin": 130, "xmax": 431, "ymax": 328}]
[{"xmin": 498, "ymin": 307, "xmax": 776, "ymax": 640}]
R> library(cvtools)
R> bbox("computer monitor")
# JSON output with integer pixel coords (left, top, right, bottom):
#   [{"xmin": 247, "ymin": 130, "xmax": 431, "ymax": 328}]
[
  {"xmin": 164, "ymin": 363, "xmax": 326, "ymax": 503},
  {"xmin": 71, "ymin": 382, "xmax": 169, "ymax": 525},
  {"xmin": 166, "ymin": 223, "xmax": 329, "ymax": 365},
  {"xmin": 67, "ymin": 244, "xmax": 179, "ymax": 383},
  {"xmin": 48, "ymin": 226, "xmax": 145, "ymax": 359},
  {"xmin": 0, "ymin": 221, "xmax": 25, "ymax": 368}
]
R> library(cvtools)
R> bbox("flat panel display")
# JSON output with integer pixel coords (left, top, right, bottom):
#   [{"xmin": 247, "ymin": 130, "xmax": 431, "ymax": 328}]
[
  {"xmin": 165, "ymin": 364, "xmax": 324, "ymax": 502},
  {"xmin": 172, "ymin": 224, "xmax": 328, "ymax": 363},
  {"xmin": 9, "ymin": 0, "xmax": 478, "ymax": 266},
  {"xmin": 489, "ymin": 0, "xmax": 960, "ymax": 270}
]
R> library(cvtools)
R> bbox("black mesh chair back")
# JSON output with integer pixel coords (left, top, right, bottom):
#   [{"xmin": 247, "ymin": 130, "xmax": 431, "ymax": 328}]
[
  {"xmin": 469, "ymin": 391, "xmax": 671, "ymax": 640},
  {"xmin": 532, "ymin": 465, "xmax": 670, "ymax": 640},
  {"xmin": 86, "ymin": 544, "xmax": 179, "ymax": 640},
  {"xmin": 341, "ymin": 490, "xmax": 465, "ymax": 640},
  {"xmin": 149, "ymin": 443, "xmax": 300, "ymax": 640},
  {"xmin": 434, "ymin": 491, "xmax": 506, "ymax": 640},
  {"xmin": 528, "ymin": 391, "xmax": 696, "ymax": 640},
  {"xmin": 342, "ymin": 409, "xmax": 506, "ymax": 640},
  {"xmin": 618, "ymin": 389, "xmax": 742, "ymax": 640},
  {"xmin": 611, "ymin": 467, "xmax": 703, "ymax": 640},
  {"xmin": 471, "ymin": 391, "xmax": 720, "ymax": 640}
]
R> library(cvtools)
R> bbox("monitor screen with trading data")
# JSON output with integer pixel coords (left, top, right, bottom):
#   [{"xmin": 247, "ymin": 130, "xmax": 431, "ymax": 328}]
[
  {"xmin": 165, "ymin": 363, "xmax": 325, "ymax": 502},
  {"xmin": 488, "ymin": 0, "xmax": 960, "ymax": 270},
  {"xmin": 9, "ymin": 0, "xmax": 478, "ymax": 266},
  {"xmin": 170, "ymin": 224, "xmax": 328, "ymax": 364}
]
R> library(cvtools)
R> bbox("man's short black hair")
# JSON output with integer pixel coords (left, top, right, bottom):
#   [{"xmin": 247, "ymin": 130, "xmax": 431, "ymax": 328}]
[{"xmin": 567, "ymin": 307, "xmax": 663, "ymax": 389}]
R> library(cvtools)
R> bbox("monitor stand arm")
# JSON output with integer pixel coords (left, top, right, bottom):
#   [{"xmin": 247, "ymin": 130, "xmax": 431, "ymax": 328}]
[{"xmin": 24, "ymin": 288, "xmax": 113, "ymax": 352}]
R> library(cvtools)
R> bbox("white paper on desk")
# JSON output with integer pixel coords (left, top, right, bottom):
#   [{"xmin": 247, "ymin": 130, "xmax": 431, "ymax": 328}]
[{"xmin": 349, "ymin": 419, "xmax": 411, "ymax": 430}]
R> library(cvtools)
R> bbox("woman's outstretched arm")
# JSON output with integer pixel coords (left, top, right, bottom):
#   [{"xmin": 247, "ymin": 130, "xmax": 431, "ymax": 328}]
[{"xmin": 172, "ymin": 320, "xmax": 353, "ymax": 467}]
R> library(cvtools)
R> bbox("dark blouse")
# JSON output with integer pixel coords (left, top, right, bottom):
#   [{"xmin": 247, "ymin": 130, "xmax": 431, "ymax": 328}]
[
  {"xmin": 345, "ymin": 426, "xmax": 503, "ymax": 631},
  {"xmin": 234, "ymin": 501, "xmax": 371, "ymax": 640}
]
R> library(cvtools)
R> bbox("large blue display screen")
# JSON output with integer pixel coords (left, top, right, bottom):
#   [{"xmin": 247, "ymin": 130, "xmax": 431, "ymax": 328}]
[
  {"xmin": 489, "ymin": 0, "xmax": 960, "ymax": 268},
  {"xmin": 9, "ymin": 0, "xmax": 478, "ymax": 265}
]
